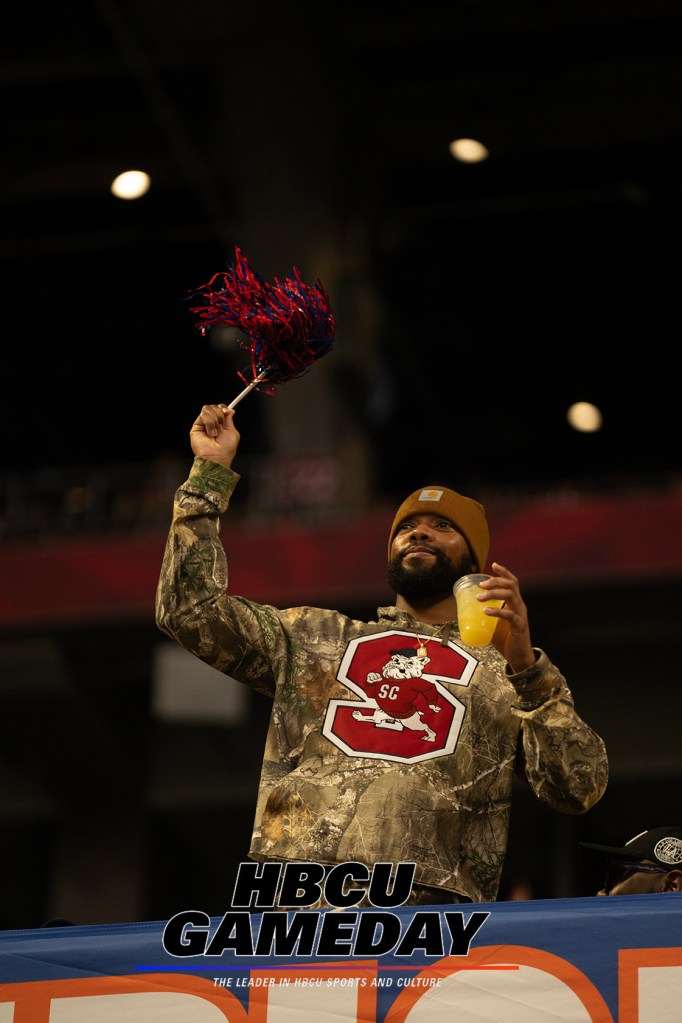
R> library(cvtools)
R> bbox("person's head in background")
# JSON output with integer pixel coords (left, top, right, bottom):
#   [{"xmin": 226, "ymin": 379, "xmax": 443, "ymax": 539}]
[{"xmin": 580, "ymin": 826, "xmax": 682, "ymax": 896}]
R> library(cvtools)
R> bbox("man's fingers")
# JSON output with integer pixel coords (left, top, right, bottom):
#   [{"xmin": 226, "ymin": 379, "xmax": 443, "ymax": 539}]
[
  {"xmin": 491, "ymin": 561, "xmax": 516, "ymax": 578},
  {"xmin": 478, "ymin": 582, "xmax": 517, "ymax": 602},
  {"xmin": 194, "ymin": 404, "xmax": 235, "ymax": 438},
  {"xmin": 479, "ymin": 563, "xmax": 521, "ymax": 603}
]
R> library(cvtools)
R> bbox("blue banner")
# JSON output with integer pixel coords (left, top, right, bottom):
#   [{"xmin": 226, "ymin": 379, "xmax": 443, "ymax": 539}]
[{"xmin": 1, "ymin": 894, "xmax": 681, "ymax": 1022}]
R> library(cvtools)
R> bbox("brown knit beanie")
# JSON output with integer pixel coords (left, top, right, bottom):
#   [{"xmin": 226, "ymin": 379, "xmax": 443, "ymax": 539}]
[{"xmin": 387, "ymin": 485, "xmax": 490, "ymax": 572}]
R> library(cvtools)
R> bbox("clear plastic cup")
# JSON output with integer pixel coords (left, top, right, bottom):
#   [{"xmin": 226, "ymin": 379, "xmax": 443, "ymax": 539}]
[{"xmin": 453, "ymin": 573, "xmax": 504, "ymax": 647}]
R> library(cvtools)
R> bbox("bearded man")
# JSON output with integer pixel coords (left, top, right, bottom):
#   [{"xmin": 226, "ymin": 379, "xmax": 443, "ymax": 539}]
[{"xmin": 156, "ymin": 403, "xmax": 608, "ymax": 906}]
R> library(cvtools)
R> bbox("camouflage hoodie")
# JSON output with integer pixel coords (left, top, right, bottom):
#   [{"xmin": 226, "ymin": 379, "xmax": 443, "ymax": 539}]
[{"xmin": 155, "ymin": 458, "xmax": 608, "ymax": 903}]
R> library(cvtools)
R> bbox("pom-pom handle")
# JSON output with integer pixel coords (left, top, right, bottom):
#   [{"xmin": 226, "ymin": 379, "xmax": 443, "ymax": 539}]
[{"xmin": 227, "ymin": 370, "xmax": 268, "ymax": 409}]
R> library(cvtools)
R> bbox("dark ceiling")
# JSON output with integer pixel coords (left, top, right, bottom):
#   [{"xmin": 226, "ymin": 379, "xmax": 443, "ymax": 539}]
[{"xmin": 3, "ymin": 0, "xmax": 681, "ymax": 492}]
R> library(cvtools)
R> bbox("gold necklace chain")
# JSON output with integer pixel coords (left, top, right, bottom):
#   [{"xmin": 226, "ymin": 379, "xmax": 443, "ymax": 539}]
[{"xmin": 415, "ymin": 621, "xmax": 451, "ymax": 657}]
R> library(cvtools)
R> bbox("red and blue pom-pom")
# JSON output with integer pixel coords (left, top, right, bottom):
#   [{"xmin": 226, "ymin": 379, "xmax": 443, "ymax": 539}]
[{"xmin": 189, "ymin": 247, "xmax": 336, "ymax": 405}]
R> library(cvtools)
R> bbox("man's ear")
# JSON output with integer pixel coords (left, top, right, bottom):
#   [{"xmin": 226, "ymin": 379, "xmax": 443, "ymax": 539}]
[{"xmin": 662, "ymin": 869, "xmax": 682, "ymax": 892}]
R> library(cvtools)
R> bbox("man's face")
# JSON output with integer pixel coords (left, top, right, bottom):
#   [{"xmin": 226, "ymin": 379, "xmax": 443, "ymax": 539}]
[
  {"xmin": 597, "ymin": 859, "xmax": 670, "ymax": 896},
  {"xmin": 387, "ymin": 513, "xmax": 473, "ymax": 600}
]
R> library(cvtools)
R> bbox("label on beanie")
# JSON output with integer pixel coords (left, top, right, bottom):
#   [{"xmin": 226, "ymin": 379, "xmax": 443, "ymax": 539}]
[{"xmin": 418, "ymin": 489, "xmax": 444, "ymax": 502}]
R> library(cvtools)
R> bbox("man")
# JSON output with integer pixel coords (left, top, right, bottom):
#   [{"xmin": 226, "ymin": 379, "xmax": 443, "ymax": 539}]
[
  {"xmin": 155, "ymin": 403, "xmax": 608, "ymax": 905},
  {"xmin": 580, "ymin": 826, "xmax": 682, "ymax": 896}
]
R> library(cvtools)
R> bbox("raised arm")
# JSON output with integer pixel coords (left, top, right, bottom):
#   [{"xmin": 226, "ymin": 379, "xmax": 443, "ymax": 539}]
[{"xmin": 155, "ymin": 405, "xmax": 278, "ymax": 697}]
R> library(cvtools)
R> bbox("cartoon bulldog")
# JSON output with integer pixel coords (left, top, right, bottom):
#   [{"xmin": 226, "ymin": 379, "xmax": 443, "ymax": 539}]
[{"xmin": 352, "ymin": 646, "xmax": 442, "ymax": 742}]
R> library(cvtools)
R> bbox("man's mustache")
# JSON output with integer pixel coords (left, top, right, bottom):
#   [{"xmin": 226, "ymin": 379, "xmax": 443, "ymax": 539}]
[{"xmin": 401, "ymin": 545, "xmax": 439, "ymax": 560}]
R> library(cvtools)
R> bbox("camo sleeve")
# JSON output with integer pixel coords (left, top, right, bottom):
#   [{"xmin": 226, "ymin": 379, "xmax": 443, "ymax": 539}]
[
  {"xmin": 155, "ymin": 457, "xmax": 280, "ymax": 697},
  {"xmin": 509, "ymin": 650, "xmax": 608, "ymax": 813}
]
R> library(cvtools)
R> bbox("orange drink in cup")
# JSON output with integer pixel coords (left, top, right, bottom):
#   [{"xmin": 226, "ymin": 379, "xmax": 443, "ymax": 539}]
[{"xmin": 454, "ymin": 574, "xmax": 504, "ymax": 647}]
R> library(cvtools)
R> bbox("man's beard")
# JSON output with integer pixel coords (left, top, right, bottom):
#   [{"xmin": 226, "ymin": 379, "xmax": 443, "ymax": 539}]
[{"xmin": 387, "ymin": 548, "xmax": 472, "ymax": 600}]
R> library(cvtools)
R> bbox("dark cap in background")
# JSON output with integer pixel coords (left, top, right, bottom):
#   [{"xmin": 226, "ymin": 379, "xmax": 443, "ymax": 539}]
[{"xmin": 579, "ymin": 826, "xmax": 682, "ymax": 870}]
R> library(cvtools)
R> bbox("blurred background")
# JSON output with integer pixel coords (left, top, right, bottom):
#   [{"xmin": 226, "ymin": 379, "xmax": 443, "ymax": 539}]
[{"xmin": 1, "ymin": 0, "xmax": 681, "ymax": 927}]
